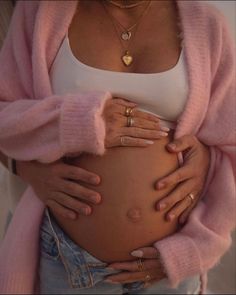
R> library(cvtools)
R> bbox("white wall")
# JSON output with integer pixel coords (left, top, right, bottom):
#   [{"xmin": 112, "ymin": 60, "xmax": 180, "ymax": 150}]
[{"xmin": 209, "ymin": 1, "xmax": 236, "ymax": 40}]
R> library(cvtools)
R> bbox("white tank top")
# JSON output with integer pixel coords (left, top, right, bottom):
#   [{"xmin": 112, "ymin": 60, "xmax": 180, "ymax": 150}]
[{"xmin": 50, "ymin": 34, "xmax": 188, "ymax": 128}]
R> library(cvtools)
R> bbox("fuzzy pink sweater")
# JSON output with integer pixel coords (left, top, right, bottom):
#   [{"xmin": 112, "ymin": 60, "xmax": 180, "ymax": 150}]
[{"xmin": 0, "ymin": 1, "xmax": 235, "ymax": 294}]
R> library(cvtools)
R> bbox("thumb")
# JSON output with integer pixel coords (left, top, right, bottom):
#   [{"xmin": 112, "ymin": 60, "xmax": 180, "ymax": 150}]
[{"xmin": 166, "ymin": 135, "xmax": 197, "ymax": 153}]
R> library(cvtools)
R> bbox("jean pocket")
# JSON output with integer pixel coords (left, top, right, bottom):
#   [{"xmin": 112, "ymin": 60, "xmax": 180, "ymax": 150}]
[{"xmin": 40, "ymin": 221, "xmax": 60, "ymax": 261}]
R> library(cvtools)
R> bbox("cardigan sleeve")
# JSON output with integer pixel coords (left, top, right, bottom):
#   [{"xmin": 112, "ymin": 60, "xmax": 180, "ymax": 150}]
[
  {"xmin": 153, "ymin": 10, "xmax": 236, "ymax": 288},
  {"xmin": 0, "ymin": 1, "xmax": 110, "ymax": 163}
]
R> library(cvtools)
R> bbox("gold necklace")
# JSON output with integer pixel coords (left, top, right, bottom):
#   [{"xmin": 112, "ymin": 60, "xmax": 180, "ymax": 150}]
[
  {"xmin": 102, "ymin": 1, "xmax": 152, "ymax": 66},
  {"xmin": 104, "ymin": 2, "xmax": 150, "ymax": 41},
  {"xmin": 107, "ymin": 0, "xmax": 146, "ymax": 9}
]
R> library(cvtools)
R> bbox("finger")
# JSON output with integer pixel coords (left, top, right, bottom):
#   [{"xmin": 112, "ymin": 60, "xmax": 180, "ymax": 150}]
[
  {"xmin": 156, "ymin": 179, "xmax": 198, "ymax": 211},
  {"xmin": 166, "ymin": 135, "xmax": 198, "ymax": 152},
  {"xmin": 127, "ymin": 117, "xmax": 166, "ymax": 131},
  {"xmin": 130, "ymin": 247, "xmax": 159, "ymax": 259},
  {"xmin": 105, "ymin": 270, "xmax": 155, "ymax": 284},
  {"xmin": 107, "ymin": 259, "xmax": 159, "ymax": 272},
  {"xmin": 164, "ymin": 192, "xmax": 197, "ymax": 222},
  {"xmin": 155, "ymin": 164, "xmax": 193, "ymax": 190},
  {"xmin": 119, "ymin": 136, "xmax": 155, "ymax": 147},
  {"xmin": 52, "ymin": 192, "xmax": 92, "ymax": 216},
  {"xmin": 45, "ymin": 199, "xmax": 77, "ymax": 220},
  {"xmin": 113, "ymin": 97, "xmax": 137, "ymax": 108},
  {"xmin": 58, "ymin": 179, "xmax": 101, "ymax": 204},
  {"xmin": 134, "ymin": 109, "xmax": 160, "ymax": 123},
  {"xmin": 179, "ymin": 198, "xmax": 198, "ymax": 224},
  {"xmin": 124, "ymin": 127, "xmax": 168, "ymax": 139},
  {"xmin": 60, "ymin": 164, "xmax": 100, "ymax": 185}
]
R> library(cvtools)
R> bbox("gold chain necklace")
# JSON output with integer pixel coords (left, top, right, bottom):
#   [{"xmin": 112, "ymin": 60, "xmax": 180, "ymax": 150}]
[
  {"xmin": 104, "ymin": 1, "xmax": 150, "ymax": 41},
  {"xmin": 102, "ymin": 0, "xmax": 152, "ymax": 66},
  {"xmin": 107, "ymin": 0, "xmax": 146, "ymax": 9}
]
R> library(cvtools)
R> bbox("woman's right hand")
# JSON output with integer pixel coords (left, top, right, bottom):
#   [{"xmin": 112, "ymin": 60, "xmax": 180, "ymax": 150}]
[
  {"xmin": 103, "ymin": 97, "xmax": 170, "ymax": 148},
  {"xmin": 16, "ymin": 158, "xmax": 101, "ymax": 220}
]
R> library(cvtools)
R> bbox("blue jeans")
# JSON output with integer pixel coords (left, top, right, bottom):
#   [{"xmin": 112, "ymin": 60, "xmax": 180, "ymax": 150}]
[{"xmin": 39, "ymin": 208, "xmax": 201, "ymax": 294}]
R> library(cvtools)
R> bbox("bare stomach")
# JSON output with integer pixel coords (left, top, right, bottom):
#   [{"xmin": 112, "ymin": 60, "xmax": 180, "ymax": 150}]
[{"xmin": 50, "ymin": 133, "xmax": 180, "ymax": 262}]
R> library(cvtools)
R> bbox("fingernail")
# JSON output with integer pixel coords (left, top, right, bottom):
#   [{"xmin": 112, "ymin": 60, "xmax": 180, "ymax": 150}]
[
  {"xmin": 160, "ymin": 126, "xmax": 170, "ymax": 132},
  {"xmin": 131, "ymin": 250, "xmax": 143, "ymax": 257},
  {"xmin": 157, "ymin": 203, "xmax": 167, "ymax": 211},
  {"xmin": 145, "ymin": 140, "xmax": 154, "ymax": 145},
  {"xmin": 159, "ymin": 131, "xmax": 169, "ymax": 137},
  {"xmin": 167, "ymin": 213, "xmax": 175, "ymax": 221},
  {"xmin": 90, "ymin": 195, "xmax": 101, "ymax": 203},
  {"xmin": 168, "ymin": 143, "xmax": 176, "ymax": 150},
  {"xmin": 157, "ymin": 182, "xmax": 166, "ymax": 189},
  {"xmin": 81, "ymin": 207, "xmax": 91, "ymax": 215},
  {"xmin": 90, "ymin": 177, "xmax": 100, "ymax": 184}
]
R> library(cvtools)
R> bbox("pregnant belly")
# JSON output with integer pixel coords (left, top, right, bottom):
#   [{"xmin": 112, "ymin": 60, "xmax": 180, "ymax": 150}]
[{"xmin": 51, "ymin": 133, "xmax": 180, "ymax": 262}]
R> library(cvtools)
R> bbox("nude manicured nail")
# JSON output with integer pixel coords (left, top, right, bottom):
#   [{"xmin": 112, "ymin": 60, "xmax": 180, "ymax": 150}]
[
  {"xmin": 145, "ymin": 140, "xmax": 154, "ymax": 144},
  {"xmin": 160, "ymin": 126, "xmax": 170, "ymax": 132},
  {"xmin": 159, "ymin": 131, "xmax": 169, "ymax": 137},
  {"xmin": 90, "ymin": 195, "xmax": 101, "ymax": 203},
  {"xmin": 167, "ymin": 213, "xmax": 175, "ymax": 221},
  {"xmin": 157, "ymin": 203, "xmax": 167, "ymax": 211},
  {"xmin": 168, "ymin": 143, "xmax": 176, "ymax": 150},
  {"xmin": 81, "ymin": 207, "xmax": 91, "ymax": 215},
  {"xmin": 131, "ymin": 250, "xmax": 143, "ymax": 257},
  {"xmin": 90, "ymin": 177, "xmax": 100, "ymax": 184},
  {"xmin": 157, "ymin": 182, "xmax": 166, "ymax": 189}
]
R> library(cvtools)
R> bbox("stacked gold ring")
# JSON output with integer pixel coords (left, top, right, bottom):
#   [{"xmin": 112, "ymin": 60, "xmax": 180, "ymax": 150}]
[
  {"xmin": 127, "ymin": 116, "xmax": 134, "ymax": 127},
  {"xmin": 125, "ymin": 106, "xmax": 134, "ymax": 117},
  {"xmin": 137, "ymin": 258, "xmax": 144, "ymax": 272}
]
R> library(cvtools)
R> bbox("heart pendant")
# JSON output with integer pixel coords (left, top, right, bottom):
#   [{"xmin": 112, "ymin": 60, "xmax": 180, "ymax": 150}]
[{"xmin": 122, "ymin": 52, "xmax": 133, "ymax": 66}]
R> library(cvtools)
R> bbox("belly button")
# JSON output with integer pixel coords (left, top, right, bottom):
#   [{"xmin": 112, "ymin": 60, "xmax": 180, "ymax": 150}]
[{"xmin": 126, "ymin": 208, "xmax": 142, "ymax": 223}]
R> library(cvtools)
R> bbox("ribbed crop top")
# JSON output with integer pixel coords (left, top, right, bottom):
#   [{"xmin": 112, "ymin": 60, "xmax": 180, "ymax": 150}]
[{"xmin": 50, "ymin": 34, "xmax": 189, "ymax": 128}]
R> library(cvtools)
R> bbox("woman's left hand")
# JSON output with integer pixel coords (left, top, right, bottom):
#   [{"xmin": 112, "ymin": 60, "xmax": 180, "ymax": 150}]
[
  {"xmin": 105, "ymin": 247, "xmax": 165, "ymax": 286},
  {"xmin": 155, "ymin": 135, "xmax": 210, "ymax": 224}
]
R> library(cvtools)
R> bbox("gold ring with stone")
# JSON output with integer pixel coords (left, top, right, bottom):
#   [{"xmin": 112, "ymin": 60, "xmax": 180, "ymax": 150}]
[
  {"xmin": 137, "ymin": 258, "xmax": 144, "ymax": 272},
  {"xmin": 127, "ymin": 116, "xmax": 134, "ymax": 127},
  {"xmin": 144, "ymin": 274, "xmax": 151, "ymax": 282},
  {"xmin": 125, "ymin": 107, "xmax": 134, "ymax": 117},
  {"xmin": 187, "ymin": 193, "xmax": 195, "ymax": 204}
]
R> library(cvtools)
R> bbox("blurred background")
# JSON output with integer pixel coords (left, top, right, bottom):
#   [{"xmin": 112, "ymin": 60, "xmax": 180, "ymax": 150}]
[{"xmin": 0, "ymin": 1, "xmax": 235, "ymax": 294}]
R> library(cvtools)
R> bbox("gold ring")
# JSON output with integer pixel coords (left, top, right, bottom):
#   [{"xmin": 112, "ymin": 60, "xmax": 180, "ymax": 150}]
[
  {"xmin": 188, "ymin": 193, "xmax": 195, "ymax": 204},
  {"xmin": 137, "ymin": 258, "xmax": 144, "ymax": 272},
  {"xmin": 127, "ymin": 116, "xmax": 134, "ymax": 127},
  {"xmin": 144, "ymin": 274, "xmax": 151, "ymax": 282},
  {"xmin": 125, "ymin": 107, "xmax": 134, "ymax": 117}
]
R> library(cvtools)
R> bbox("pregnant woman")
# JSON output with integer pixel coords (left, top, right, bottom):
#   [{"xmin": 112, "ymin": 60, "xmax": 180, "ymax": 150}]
[{"xmin": 0, "ymin": 0, "xmax": 235, "ymax": 294}]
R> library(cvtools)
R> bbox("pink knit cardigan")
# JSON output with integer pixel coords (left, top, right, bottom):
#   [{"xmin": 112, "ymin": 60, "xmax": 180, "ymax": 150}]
[{"xmin": 0, "ymin": 1, "xmax": 235, "ymax": 294}]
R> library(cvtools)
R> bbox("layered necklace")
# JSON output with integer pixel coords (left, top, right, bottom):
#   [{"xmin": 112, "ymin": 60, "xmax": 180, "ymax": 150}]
[{"xmin": 102, "ymin": 0, "xmax": 152, "ymax": 66}]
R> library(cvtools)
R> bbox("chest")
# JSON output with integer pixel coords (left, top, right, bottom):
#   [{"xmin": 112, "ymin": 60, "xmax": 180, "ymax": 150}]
[{"xmin": 68, "ymin": 1, "xmax": 182, "ymax": 74}]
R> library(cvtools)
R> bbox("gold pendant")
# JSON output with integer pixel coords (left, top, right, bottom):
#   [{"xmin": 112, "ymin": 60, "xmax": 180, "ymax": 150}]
[{"xmin": 122, "ymin": 51, "xmax": 133, "ymax": 66}]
